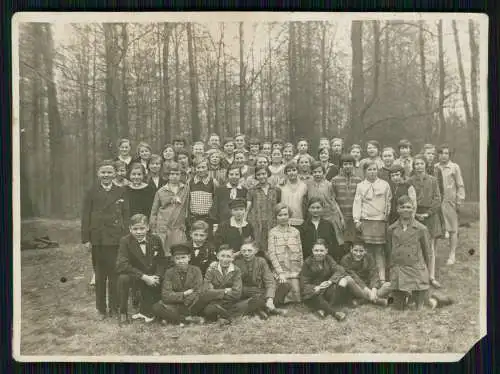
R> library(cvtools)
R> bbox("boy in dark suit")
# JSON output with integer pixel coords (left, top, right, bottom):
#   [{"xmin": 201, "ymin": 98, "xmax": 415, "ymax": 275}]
[
  {"xmin": 152, "ymin": 243, "xmax": 204, "ymax": 326},
  {"xmin": 214, "ymin": 199, "xmax": 254, "ymax": 256},
  {"xmin": 116, "ymin": 214, "xmax": 166, "ymax": 324},
  {"xmin": 188, "ymin": 220, "xmax": 218, "ymax": 277},
  {"xmin": 81, "ymin": 160, "xmax": 130, "ymax": 320}
]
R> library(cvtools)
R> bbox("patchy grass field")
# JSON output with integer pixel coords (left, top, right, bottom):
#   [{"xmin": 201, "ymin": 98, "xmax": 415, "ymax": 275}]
[{"xmin": 19, "ymin": 216, "xmax": 481, "ymax": 357}]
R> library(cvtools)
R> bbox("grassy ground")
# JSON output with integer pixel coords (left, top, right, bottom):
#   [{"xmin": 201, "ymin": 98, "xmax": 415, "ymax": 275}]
[{"xmin": 19, "ymin": 216, "xmax": 482, "ymax": 356}]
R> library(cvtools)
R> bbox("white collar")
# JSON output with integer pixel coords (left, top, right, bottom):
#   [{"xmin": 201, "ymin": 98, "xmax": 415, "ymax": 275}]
[
  {"xmin": 230, "ymin": 216, "xmax": 248, "ymax": 228},
  {"xmin": 226, "ymin": 182, "xmax": 242, "ymax": 189},
  {"xmin": 101, "ymin": 182, "xmax": 113, "ymax": 191},
  {"xmin": 217, "ymin": 263, "xmax": 235, "ymax": 275}
]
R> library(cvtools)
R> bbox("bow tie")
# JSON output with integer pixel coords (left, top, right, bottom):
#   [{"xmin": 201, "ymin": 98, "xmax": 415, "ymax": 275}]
[{"xmin": 138, "ymin": 240, "xmax": 147, "ymax": 245}]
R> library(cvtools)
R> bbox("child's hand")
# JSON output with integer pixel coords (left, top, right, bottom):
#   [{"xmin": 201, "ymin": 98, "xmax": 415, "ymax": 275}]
[
  {"xmin": 224, "ymin": 288, "xmax": 232, "ymax": 294},
  {"xmin": 82, "ymin": 242, "xmax": 92, "ymax": 251},
  {"xmin": 338, "ymin": 277, "xmax": 348, "ymax": 287},
  {"xmin": 142, "ymin": 274, "xmax": 160, "ymax": 287},
  {"xmin": 319, "ymin": 281, "xmax": 332, "ymax": 289},
  {"xmin": 313, "ymin": 286, "xmax": 322, "ymax": 294},
  {"xmin": 183, "ymin": 289, "xmax": 194, "ymax": 296},
  {"xmin": 278, "ymin": 274, "xmax": 288, "ymax": 284}
]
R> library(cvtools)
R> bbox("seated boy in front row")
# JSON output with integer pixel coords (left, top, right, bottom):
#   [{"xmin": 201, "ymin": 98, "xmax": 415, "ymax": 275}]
[
  {"xmin": 116, "ymin": 214, "xmax": 166, "ymax": 325},
  {"xmin": 152, "ymin": 243, "xmax": 204, "ymax": 326}
]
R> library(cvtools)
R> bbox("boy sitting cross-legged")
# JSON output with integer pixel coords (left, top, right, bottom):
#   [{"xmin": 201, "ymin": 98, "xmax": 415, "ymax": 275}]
[
  {"xmin": 152, "ymin": 243, "xmax": 204, "ymax": 326},
  {"xmin": 233, "ymin": 238, "xmax": 289, "ymax": 320},
  {"xmin": 116, "ymin": 214, "xmax": 166, "ymax": 325}
]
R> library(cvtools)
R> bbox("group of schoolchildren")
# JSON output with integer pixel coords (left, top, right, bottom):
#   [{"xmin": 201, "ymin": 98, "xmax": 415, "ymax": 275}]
[{"xmin": 81, "ymin": 134, "xmax": 465, "ymax": 326}]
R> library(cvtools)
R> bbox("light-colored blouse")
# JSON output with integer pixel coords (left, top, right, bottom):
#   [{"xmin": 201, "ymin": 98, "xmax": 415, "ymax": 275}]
[{"xmin": 353, "ymin": 178, "xmax": 392, "ymax": 222}]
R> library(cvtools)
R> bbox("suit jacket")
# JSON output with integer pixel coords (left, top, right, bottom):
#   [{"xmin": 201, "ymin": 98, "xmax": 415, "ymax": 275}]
[
  {"xmin": 161, "ymin": 265, "xmax": 203, "ymax": 307},
  {"xmin": 148, "ymin": 176, "xmax": 167, "ymax": 192},
  {"xmin": 214, "ymin": 219, "xmax": 254, "ymax": 252},
  {"xmin": 81, "ymin": 184, "xmax": 130, "ymax": 246},
  {"xmin": 299, "ymin": 255, "xmax": 346, "ymax": 300},
  {"xmin": 299, "ymin": 219, "xmax": 338, "ymax": 259},
  {"xmin": 116, "ymin": 233, "xmax": 166, "ymax": 279},
  {"xmin": 340, "ymin": 252, "xmax": 379, "ymax": 289},
  {"xmin": 189, "ymin": 241, "xmax": 218, "ymax": 277},
  {"xmin": 202, "ymin": 263, "xmax": 242, "ymax": 301},
  {"xmin": 234, "ymin": 256, "xmax": 276, "ymax": 299}
]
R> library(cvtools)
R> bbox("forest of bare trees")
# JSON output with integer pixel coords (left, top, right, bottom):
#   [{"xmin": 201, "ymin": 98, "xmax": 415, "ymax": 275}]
[{"xmin": 18, "ymin": 19, "xmax": 481, "ymax": 218}]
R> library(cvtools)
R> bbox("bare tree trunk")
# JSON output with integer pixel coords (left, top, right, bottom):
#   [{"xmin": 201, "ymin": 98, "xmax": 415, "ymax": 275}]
[
  {"xmin": 239, "ymin": 22, "xmax": 245, "ymax": 135},
  {"xmin": 104, "ymin": 24, "xmax": 118, "ymax": 156},
  {"xmin": 288, "ymin": 22, "xmax": 297, "ymax": 140},
  {"xmin": 215, "ymin": 24, "xmax": 224, "ymax": 137},
  {"xmin": 174, "ymin": 26, "xmax": 181, "ymax": 136},
  {"xmin": 452, "ymin": 20, "xmax": 473, "ymax": 123},
  {"xmin": 349, "ymin": 20, "xmax": 364, "ymax": 144},
  {"xmin": 223, "ymin": 48, "xmax": 229, "ymax": 135},
  {"xmin": 79, "ymin": 30, "xmax": 90, "ymax": 195},
  {"xmin": 31, "ymin": 24, "xmax": 43, "ymax": 214},
  {"xmin": 267, "ymin": 23, "xmax": 273, "ymax": 137},
  {"xmin": 120, "ymin": 24, "xmax": 129, "ymax": 138},
  {"xmin": 186, "ymin": 23, "xmax": 200, "ymax": 141},
  {"xmin": 419, "ymin": 20, "xmax": 433, "ymax": 142},
  {"xmin": 91, "ymin": 25, "xmax": 97, "ymax": 183},
  {"xmin": 161, "ymin": 24, "xmax": 171, "ymax": 144},
  {"xmin": 437, "ymin": 20, "xmax": 447, "ymax": 144},
  {"xmin": 384, "ymin": 21, "xmax": 390, "ymax": 83},
  {"xmin": 469, "ymin": 20, "xmax": 480, "ymax": 200},
  {"xmin": 320, "ymin": 22, "xmax": 327, "ymax": 135}
]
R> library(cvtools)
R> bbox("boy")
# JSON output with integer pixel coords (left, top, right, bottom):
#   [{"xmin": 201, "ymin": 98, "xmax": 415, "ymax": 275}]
[
  {"xmin": 208, "ymin": 133, "xmax": 221, "ymax": 149},
  {"xmin": 193, "ymin": 244, "xmax": 243, "ymax": 325},
  {"xmin": 116, "ymin": 214, "xmax": 166, "ymax": 324},
  {"xmin": 388, "ymin": 164, "xmax": 417, "ymax": 224},
  {"xmin": 234, "ymin": 238, "xmax": 289, "ymax": 319},
  {"xmin": 340, "ymin": 240, "xmax": 390, "ymax": 306},
  {"xmin": 152, "ymin": 243, "xmax": 204, "ymax": 326},
  {"xmin": 330, "ymin": 137, "xmax": 344, "ymax": 167},
  {"xmin": 188, "ymin": 158, "xmax": 217, "ymax": 236},
  {"xmin": 293, "ymin": 138, "xmax": 314, "ymax": 164},
  {"xmin": 188, "ymin": 220, "xmax": 218, "ymax": 277},
  {"xmin": 248, "ymin": 138, "xmax": 261, "ymax": 158},
  {"xmin": 318, "ymin": 137, "xmax": 330, "ymax": 151},
  {"xmin": 173, "ymin": 137, "xmax": 187, "ymax": 154},
  {"xmin": 261, "ymin": 140, "xmax": 273, "ymax": 157},
  {"xmin": 214, "ymin": 199, "xmax": 254, "ymax": 255},
  {"xmin": 210, "ymin": 166, "xmax": 249, "ymax": 224},
  {"xmin": 272, "ymin": 138, "xmax": 284, "ymax": 151},
  {"xmin": 395, "ymin": 139, "xmax": 414, "ymax": 178},
  {"xmin": 81, "ymin": 160, "xmax": 130, "ymax": 320},
  {"xmin": 222, "ymin": 137, "xmax": 236, "ymax": 167}
]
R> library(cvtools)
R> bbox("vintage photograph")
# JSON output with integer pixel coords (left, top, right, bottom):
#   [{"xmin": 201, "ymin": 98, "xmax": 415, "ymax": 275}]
[{"xmin": 13, "ymin": 12, "xmax": 487, "ymax": 361}]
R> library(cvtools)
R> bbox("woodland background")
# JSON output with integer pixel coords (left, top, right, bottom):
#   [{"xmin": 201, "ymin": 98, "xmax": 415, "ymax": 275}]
[{"xmin": 17, "ymin": 19, "xmax": 481, "ymax": 218}]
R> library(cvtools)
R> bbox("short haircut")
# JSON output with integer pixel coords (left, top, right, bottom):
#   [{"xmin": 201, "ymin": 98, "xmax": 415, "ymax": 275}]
[
  {"xmin": 223, "ymin": 137, "xmax": 235, "ymax": 146},
  {"xmin": 272, "ymin": 138, "xmax": 284, "ymax": 146},
  {"xmin": 164, "ymin": 161, "xmax": 180, "ymax": 174},
  {"xmin": 330, "ymin": 137, "xmax": 343, "ymax": 145},
  {"xmin": 313, "ymin": 238, "xmax": 328, "ymax": 248},
  {"xmin": 398, "ymin": 139, "xmax": 412, "ymax": 150},
  {"xmin": 366, "ymin": 140, "xmax": 380, "ymax": 150},
  {"xmin": 173, "ymin": 137, "xmax": 186, "ymax": 144},
  {"xmin": 307, "ymin": 196, "xmax": 324, "ymax": 208},
  {"xmin": 274, "ymin": 202, "xmax": 292, "ymax": 218},
  {"xmin": 255, "ymin": 154, "xmax": 270, "ymax": 163},
  {"xmin": 350, "ymin": 144, "xmax": 362, "ymax": 152},
  {"xmin": 382, "ymin": 147, "xmax": 396, "ymax": 157},
  {"xmin": 340, "ymin": 154, "xmax": 355, "ymax": 166},
  {"xmin": 226, "ymin": 165, "xmax": 242, "ymax": 177},
  {"xmin": 235, "ymin": 134, "xmax": 246, "ymax": 140},
  {"xmin": 194, "ymin": 158, "xmax": 208, "ymax": 168},
  {"xmin": 217, "ymin": 243, "xmax": 234, "ymax": 253},
  {"xmin": 233, "ymin": 149, "xmax": 247, "ymax": 158},
  {"xmin": 412, "ymin": 154, "xmax": 428, "ymax": 169},
  {"xmin": 136, "ymin": 141, "xmax": 152, "ymax": 153},
  {"xmin": 162, "ymin": 144, "xmax": 175, "ymax": 154},
  {"xmin": 296, "ymin": 137, "xmax": 308, "ymax": 145},
  {"xmin": 191, "ymin": 220, "xmax": 209, "ymax": 232},
  {"xmin": 296, "ymin": 154, "xmax": 311, "ymax": 164},
  {"xmin": 241, "ymin": 236, "xmax": 258, "ymax": 250},
  {"xmin": 362, "ymin": 159, "xmax": 379, "ymax": 171},
  {"xmin": 117, "ymin": 138, "xmax": 131, "ymax": 148},
  {"xmin": 193, "ymin": 141, "xmax": 205, "ymax": 148},
  {"xmin": 149, "ymin": 154, "xmax": 162, "ymax": 165},
  {"xmin": 310, "ymin": 161, "xmax": 324, "ymax": 173},
  {"xmin": 98, "ymin": 159, "xmax": 116, "ymax": 170},
  {"xmin": 208, "ymin": 133, "xmax": 220, "ymax": 140},
  {"xmin": 128, "ymin": 162, "xmax": 147, "ymax": 179},
  {"xmin": 129, "ymin": 214, "xmax": 149, "ymax": 226},
  {"xmin": 437, "ymin": 144, "xmax": 450, "ymax": 154},
  {"xmin": 249, "ymin": 138, "xmax": 261, "ymax": 146},
  {"xmin": 284, "ymin": 161, "xmax": 298, "ymax": 174},
  {"xmin": 283, "ymin": 142, "xmax": 294, "ymax": 150},
  {"xmin": 317, "ymin": 146, "xmax": 330, "ymax": 159},
  {"xmin": 175, "ymin": 148, "xmax": 191, "ymax": 164},
  {"xmin": 114, "ymin": 160, "xmax": 127, "ymax": 170},
  {"xmin": 254, "ymin": 165, "xmax": 271, "ymax": 177},
  {"xmin": 397, "ymin": 195, "xmax": 414, "ymax": 207},
  {"xmin": 422, "ymin": 143, "xmax": 435, "ymax": 152}
]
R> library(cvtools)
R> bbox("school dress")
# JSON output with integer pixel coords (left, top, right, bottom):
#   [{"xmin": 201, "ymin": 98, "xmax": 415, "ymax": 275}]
[
  {"xmin": 152, "ymin": 265, "xmax": 203, "ymax": 324},
  {"xmin": 116, "ymin": 233, "xmax": 166, "ymax": 317},
  {"xmin": 306, "ymin": 179, "xmax": 345, "ymax": 246},
  {"xmin": 331, "ymin": 172, "xmax": 363, "ymax": 243},
  {"xmin": 189, "ymin": 241, "xmax": 218, "ymax": 277},
  {"xmin": 81, "ymin": 183, "xmax": 130, "ymax": 315},
  {"xmin": 210, "ymin": 183, "xmax": 248, "ymax": 223},
  {"xmin": 387, "ymin": 220, "xmax": 431, "ymax": 293},
  {"xmin": 299, "ymin": 218, "xmax": 341, "ymax": 261},
  {"xmin": 267, "ymin": 225, "xmax": 304, "ymax": 303},
  {"xmin": 247, "ymin": 184, "xmax": 281, "ymax": 254},
  {"xmin": 126, "ymin": 184, "xmax": 156, "ymax": 217},
  {"xmin": 148, "ymin": 175, "xmax": 167, "ymax": 192},
  {"xmin": 279, "ymin": 181, "xmax": 308, "ymax": 227},
  {"xmin": 340, "ymin": 252, "xmax": 379, "ymax": 289},
  {"xmin": 268, "ymin": 164, "xmax": 286, "ymax": 187},
  {"xmin": 434, "ymin": 161, "xmax": 466, "ymax": 232},
  {"xmin": 409, "ymin": 174, "xmax": 443, "ymax": 238},
  {"xmin": 188, "ymin": 175, "xmax": 217, "ymax": 229},
  {"xmin": 149, "ymin": 183, "xmax": 189, "ymax": 254},
  {"xmin": 214, "ymin": 218, "xmax": 255, "ymax": 252}
]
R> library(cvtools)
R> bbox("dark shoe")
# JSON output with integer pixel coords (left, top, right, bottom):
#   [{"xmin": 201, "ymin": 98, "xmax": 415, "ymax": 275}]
[
  {"xmin": 315, "ymin": 310, "xmax": 327, "ymax": 319},
  {"xmin": 333, "ymin": 311, "xmax": 347, "ymax": 321},
  {"xmin": 431, "ymin": 293, "xmax": 454, "ymax": 308},
  {"xmin": 213, "ymin": 304, "xmax": 231, "ymax": 321},
  {"xmin": 256, "ymin": 310, "xmax": 269, "ymax": 320},
  {"xmin": 119, "ymin": 313, "xmax": 130, "ymax": 325},
  {"xmin": 268, "ymin": 308, "xmax": 287, "ymax": 317}
]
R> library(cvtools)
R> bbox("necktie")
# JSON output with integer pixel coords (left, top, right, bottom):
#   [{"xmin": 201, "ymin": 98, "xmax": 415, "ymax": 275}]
[
  {"xmin": 230, "ymin": 187, "xmax": 237, "ymax": 199},
  {"xmin": 139, "ymin": 241, "xmax": 146, "ymax": 255}
]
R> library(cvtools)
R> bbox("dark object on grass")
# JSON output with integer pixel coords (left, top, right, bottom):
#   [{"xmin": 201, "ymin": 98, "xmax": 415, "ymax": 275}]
[{"xmin": 21, "ymin": 236, "xmax": 59, "ymax": 251}]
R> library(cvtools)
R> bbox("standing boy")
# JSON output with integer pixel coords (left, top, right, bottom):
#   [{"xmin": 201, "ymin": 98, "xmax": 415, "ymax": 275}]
[
  {"xmin": 188, "ymin": 220, "xmax": 218, "ymax": 277},
  {"xmin": 81, "ymin": 160, "xmax": 130, "ymax": 320}
]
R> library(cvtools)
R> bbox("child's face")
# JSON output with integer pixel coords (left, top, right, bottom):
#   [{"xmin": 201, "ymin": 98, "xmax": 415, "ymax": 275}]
[
  {"xmin": 365, "ymin": 165, "xmax": 378, "ymax": 180},
  {"xmin": 298, "ymin": 158, "xmax": 310, "ymax": 172},
  {"xmin": 272, "ymin": 143, "xmax": 283, "ymax": 151},
  {"xmin": 283, "ymin": 147, "xmax": 294, "ymax": 160},
  {"xmin": 286, "ymin": 167, "xmax": 298, "ymax": 181},
  {"xmin": 139, "ymin": 147, "xmax": 152, "ymax": 161},
  {"xmin": 367, "ymin": 144, "xmax": 378, "ymax": 157},
  {"xmin": 297, "ymin": 141, "xmax": 308, "ymax": 153},
  {"xmin": 271, "ymin": 150, "xmax": 282, "ymax": 164},
  {"xmin": 248, "ymin": 154, "xmax": 256, "ymax": 164},
  {"xmin": 193, "ymin": 144, "xmax": 205, "ymax": 156},
  {"xmin": 382, "ymin": 151, "xmax": 395, "ymax": 167},
  {"xmin": 276, "ymin": 208, "xmax": 290, "ymax": 225},
  {"xmin": 173, "ymin": 142, "xmax": 185, "ymax": 151},
  {"xmin": 227, "ymin": 169, "xmax": 241, "ymax": 185},
  {"xmin": 209, "ymin": 153, "xmax": 221, "ymax": 166},
  {"xmin": 319, "ymin": 149, "xmax": 330, "ymax": 163},
  {"xmin": 350, "ymin": 147, "xmax": 361, "ymax": 161},
  {"xmin": 414, "ymin": 159, "xmax": 426, "ymax": 173},
  {"xmin": 249, "ymin": 144, "xmax": 260, "ymax": 154},
  {"xmin": 390, "ymin": 171, "xmax": 402, "ymax": 184},
  {"xmin": 240, "ymin": 243, "xmax": 257, "ymax": 260},
  {"xmin": 312, "ymin": 244, "xmax": 328, "ymax": 260},
  {"xmin": 177, "ymin": 154, "xmax": 189, "ymax": 167},
  {"xmin": 312, "ymin": 167, "xmax": 324, "ymax": 181},
  {"xmin": 116, "ymin": 166, "xmax": 127, "ymax": 180},
  {"xmin": 351, "ymin": 245, "xmax": 366, "ymax": 261},
  {"xmin": 423, "ymin": 149, "xmax": 435, "ymax": 164},
  {"xmin": 262, "ymin": 143, "xmax": 272, "ymax": 155},
  {"xmin": 399, "ymin": 146, "xmax": 411, "ymax": 157},
  {"xmin": 130, "ymin": 168, "xmax": 145, "ymax": 185},
  {"xmin": 224, "ymin": 142, "xmax": 235, "ymax": 154},
  {"xmin": 439, "ymin": 148, "xmax": 450, "ymax": 162},
  {"xmin": 231, "ymin": 207, "xmax": 246, "ymax": 220},
  {"xmin": 130, "ymin": 222, "xmax": 149, "ymax": 241},
  {"xmin": 217, "ymin": 250, "xmax": 234, "ymax": 268},
  {"xmin": 331, "ymin": 140, "xmax": 343, "ymax": 154},
  {"xmin": 97, "ymin": 165, "xmax": 116, "ymax": 184},
  {"xmin": 149, "ymin": 160, "xmax": 162, "ymax": 174},
  {"xmin": 209, "ymin": 136, "xmax": 220, "ymax": 148},
  {"xmin": 235, "ymin": 136, "xmax": 245, "ymax": 149},
  {"xmin": 195, "ymin": 162, "xmax": 208, "ymax": 178},
  {"xmin": 256, "ymin": 157, "xmax": 268, "ymax": 168},
  {"xmin": 255, "ymin": 169, "xmax": 268, "ymax": 184},
  {"xmin": 174, "ymin": 254, "xmax": 191, "ymax": 268},
  {"xmin": 119, "ymin": 142, "xmax": 131, "ymax": 156},
  {"xmin": 319, "ymin": 139, "xmax": 330, "ymax": 150},
  {"xmin": 191, "ymin": 229, "xmax": 208, "ymax": 245},
  {"xmin": 397, "ymin": 201, "xmax": 414, "ymax": 219},
  {"xmin": 168, "ymin": 170, "xmax": 181, "ymax": 184},
  {"xmin": 163, "ymin": 147, "xmax": 175, "ymax": 160},
  {"xmin": 308, "ymin": 201, "xmax": 323, "ymax": 217},
  {"xmin": 342, "ymin": 161, "xmax": 354, "ymax": 174},
  {"xmin": 234, "ymin": 153, "xmax": 246, "ymax": 166}
]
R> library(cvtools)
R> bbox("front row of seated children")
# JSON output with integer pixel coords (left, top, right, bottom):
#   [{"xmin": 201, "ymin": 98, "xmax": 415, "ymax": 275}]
[{"xmin": 113, "ymin": 194, "xmax": 453, "ymax": 326}]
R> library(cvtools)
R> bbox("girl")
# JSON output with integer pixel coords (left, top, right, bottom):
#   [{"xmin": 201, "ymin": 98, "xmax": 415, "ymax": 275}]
[
  {"xmin": 247, "ymin": 166, "xmax": 282, "ymax": 258},
  {"xmin": 395, "ymin": 139, "xmax": 413, "ymax": 178},
  {"xmin": 210, "ymin": 165, "xmax": 248, "ymax": 224},
  {"xmin": 388, "ymin": 164, "xmax": 417, "ymax": 225},
  {"xmin": 318, "ymin": 137, "xmax": 330, "ymax": 151},
  {"xmin": 360, "ymin": 140, "xmax": 384, "ymax": 170},
  {"xmin": 279, "ymin": 162, "xmax": 308, "ymax": 227},
  {"xmin": 282, "ymin": 143, "xmax": 295, "ymax": 164},
  {"xmin": 299, "ymin": 198, "xmax": 339, "ymax": 261},
  {"xmin": 353, "ymin": 160, "xmax": 392, "ymax": 284},
  {"xmin": 261, "ymin": 140, "xmax": 272, "ymax": 157},
  {"xmin": 116, "ymin": 138, "xmax": 133, "ymax": 171},
  {"xmin": 113, "ymin": 160, "xmax": 129, "ymax": 187},
  {"xmin": 126, "ymin": 163, "xmax": 156, "ymax": 217},
  {"xmin": 268, "ymin": 148, "xmax": 285, "ymax": 187},
  {"xmin": 272, "ymin": 138, "xmax": 284, "ymax": 152},
  {"xmin": 330, "ymin": 137, "xmax": 344, "ymax": 167},
  {"xmin": 149, "ymin": 162, "xmax": 189, "ymax": 253},
  {"xmin": 161, "ymin": 144, "xmax": 177, "ymax": 171},
  {"xmin": 235, "ymin": 134, "xmax": 248, "ymax": 153},
  {"xmin": 294, "ymin": 138, "xmax": 314, "ymax": 164},
  {"xmin": 410, "ymin": 155, "xmax": 443, "ymax": 288},
  {"xmin": 206, "ymin": 149, "xmax": 228, "ymax": 186},
  {"xmin": 244, "ymin": 154, "xmax": 269, "ymax": 189},
  {"xmin": 233, "ymin": 150, "xmax": 250, "ymax": 180},
  {"xmin": 267, "ymin": 203, "xmax": 304, "ymax": 304},
  {"xmin": 349, "ymin": 144, "xmax": 364, "ymax": 179},
  {"xmin": 307, "ymin": 162, "xmax": 345, "ymax": 256},
  {"xmin": 318, "ymin": 147, "xmax": 339, "ymax": 181},
  {"xmin": 208, "ymin": 133, "xmax": 221, "ymax": 149},
  {"xmin": 192, "ymin": 141, "xmax": 205, "ymax": 165},
  {"xmin": 135, "ymin": 142, "xmax": 153, "ymax": 176},
  {"xmin": 297, "ymin": 154, "xmax": 313, "ymax": 183},
  {"xmin": 248, "ymin": 138, "xmax": 261, "ymax": 157},
  {"xmin": 378, "ymin": 147, "xmax": 396, "ymax": 183},
  {"xmin": 387, "ymin": 195, "xmax": 432, "ymax": 310},
  {"xmin": 176, "ymin": 149, "xmax": 192, "ymax": 184},
  {"xmin": 147, "ymin": 154, "xmax": 166, "ymax": 191},
  {"xmin": 222, "ymin": 137, "xmax": 236, "ymax": 168}
]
